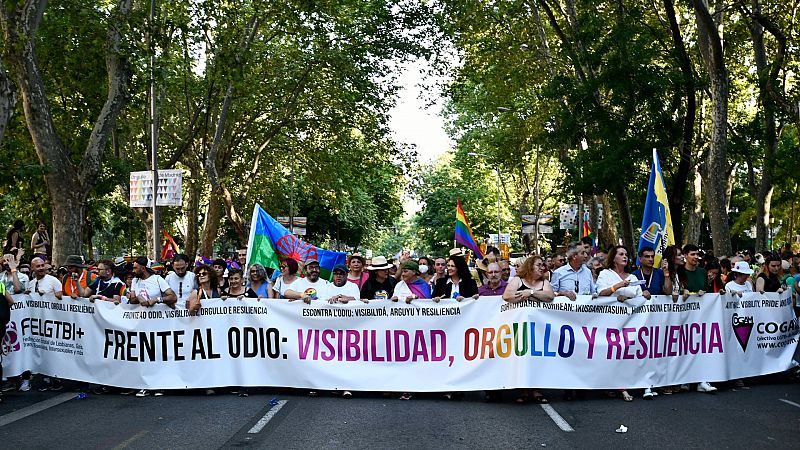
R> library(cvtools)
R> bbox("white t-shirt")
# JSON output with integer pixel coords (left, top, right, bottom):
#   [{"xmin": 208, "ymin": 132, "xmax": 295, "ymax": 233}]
[
  {"xmin": 287, "ymin": 277, "xmax": 330, "ymax": 301},
  {"xmin": 324, "ymin": 282, "xmax": 360, "ymax": 301},
  {"xmin": 165, "ymin": 271, "xmax": 197, "ymax": 307},
  {"xmin": 725, "ymin": 280, "xmax": 754, "ymax": 293},
  {"xmin": 272, "ymin": 276, "xmax": 299, "ymax": 298},
  {"xmin": 132, "ymin": 275, "xmax": 171, "ymax": 302},
  {"xmin": 30, "ymin": 274, "xmax": 62, "ymax": 295}
]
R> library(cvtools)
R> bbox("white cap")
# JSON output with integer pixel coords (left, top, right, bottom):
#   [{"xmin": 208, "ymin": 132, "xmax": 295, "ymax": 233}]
[{"xmin": 732, "ymin": 261, "xmax": 754, "ymax": 275}]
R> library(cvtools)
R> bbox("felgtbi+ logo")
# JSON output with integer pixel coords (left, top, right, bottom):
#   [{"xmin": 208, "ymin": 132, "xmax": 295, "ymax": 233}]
[{"xmin": 3, "ymin": 321, "xmax": 21, "ymax": 353}]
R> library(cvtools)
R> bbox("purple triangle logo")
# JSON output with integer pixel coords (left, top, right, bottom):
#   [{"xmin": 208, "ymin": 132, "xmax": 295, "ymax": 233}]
[{"xmin": 731, "ymin": 313, "xmax": 754, "ymax": 351}]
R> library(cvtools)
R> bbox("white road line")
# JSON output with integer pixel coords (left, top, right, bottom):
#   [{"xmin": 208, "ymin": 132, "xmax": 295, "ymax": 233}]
[
  {"xmin": 0, "ymin": 393, "xmax": 76, "ymax": 427},
  {"xmin": 540, "ymin": 403, "xmax": 574, "ymax": 432},
  {"xmin": 779, "ymin": 398, "xmax": 800, "ymax": 409},
  {"xmin": 248, "ymin": 400, "xmax": 288, "ymax": 434}
]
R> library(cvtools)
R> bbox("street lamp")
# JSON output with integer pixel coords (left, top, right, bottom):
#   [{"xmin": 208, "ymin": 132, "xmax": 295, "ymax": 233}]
[{"xmin": 467, "ymin": 152, "xmax": 502, "ymax": 246}]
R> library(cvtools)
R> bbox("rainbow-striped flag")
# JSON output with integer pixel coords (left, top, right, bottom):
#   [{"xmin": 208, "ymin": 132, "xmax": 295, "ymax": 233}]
[{"xmin": 455, "ymin": 199, "xmax": 484, "ymax": 259}]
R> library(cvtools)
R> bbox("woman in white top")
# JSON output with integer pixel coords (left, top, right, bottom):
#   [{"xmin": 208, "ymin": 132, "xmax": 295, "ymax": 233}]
[
  {"xmin": 269, "ymin": 259, "xmax": 299, "ymax": 299},
  {"xmin": 595, "ymin": 245, "xmax": 641, "ymax": 402},
  {"xmin": 596, "ymin": 245, "xmax": 644, "ymax": 301}
]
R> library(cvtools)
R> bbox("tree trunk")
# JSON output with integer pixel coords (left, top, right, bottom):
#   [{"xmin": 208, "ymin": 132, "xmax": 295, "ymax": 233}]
[
  {"xmin": 598, "ymin": 195, "xmax": 618, "ymax": 249},
  {"xmin": 200, "ymin": 195, "xmax": 223, "ymax": 256},
  {"xmin": 614, "ymin": 186, "xmax": 635, "ymax": 251},
  {"xmin": 185, "ymin": 180, "xmax": 200, "ymax": 258},
  {"xmin": 664, "ymin": 0, "xmax": 695, "ymax": 244},
  {"xmin": 693, "ymin": 0, "xmax": 733, "ymax": 256},
  {"xmin": 685, "ymin": 165, "xmax": 703, "ymax": 245},
  {"xmin": 749, "ymin": 0, "xmax": 778, "ymax": 252},
  {"xmin": 0, "ymin": 0, "xmax": 133, "ymax": 265},
  {"xmin": 50, "ymin": 190, "xmax": 86, "ymax": 267},
  {"xmin": 0, "ymin": 62, "xmax": 16, "ymax": 143}
]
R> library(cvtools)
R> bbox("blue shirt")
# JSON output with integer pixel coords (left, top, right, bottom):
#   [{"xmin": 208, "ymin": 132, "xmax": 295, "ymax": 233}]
[
  {"xmin": 551, "ymin": 263, "xmax": 596, "ymax": 295},
  {"xmin": 631, "ymin": 267, "xmax": 665, "ymax": 295}
]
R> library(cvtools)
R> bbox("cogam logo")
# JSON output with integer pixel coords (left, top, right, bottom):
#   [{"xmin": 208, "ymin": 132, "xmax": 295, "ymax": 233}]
[
  {"xmin": 732, "ymin": 313, "xmax": 754, "ymax": 351},
  {"xmin": 3, "ymin": 321, "xmax": 21, "ymax": 353}
]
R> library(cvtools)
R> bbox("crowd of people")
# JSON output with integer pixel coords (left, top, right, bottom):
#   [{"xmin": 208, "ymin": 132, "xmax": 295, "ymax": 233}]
[{"xmin": 1, "ymin": 221, "xmax": 799, "ymax": 404}]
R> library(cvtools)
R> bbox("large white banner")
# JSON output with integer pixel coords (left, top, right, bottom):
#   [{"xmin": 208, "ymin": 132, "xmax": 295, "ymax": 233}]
[{"xmin": 2, "ymin": 292, "xmax": 797, "ymax": 391}]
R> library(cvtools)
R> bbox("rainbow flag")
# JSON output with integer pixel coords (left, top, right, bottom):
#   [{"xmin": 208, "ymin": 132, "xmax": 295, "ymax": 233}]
[
  {"xmin": 637, "ymin": 149, "xmax": 675, "ymax": 266},
  {"xmin": 160, "ymin": 230, "xmax": 179, "ymax": 261},
  {"xmin": 455, "ymin": 199, "xmax": 484, "ymax": 259},
  {"xmin": 246, "ymin": 204, "xmax": 346, "ymax": 280}
]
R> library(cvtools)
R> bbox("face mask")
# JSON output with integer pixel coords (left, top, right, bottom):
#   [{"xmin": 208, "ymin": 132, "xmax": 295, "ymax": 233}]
[{"xmin": 418, "ymin": 264, "xmax": 429, "ymax": 274}]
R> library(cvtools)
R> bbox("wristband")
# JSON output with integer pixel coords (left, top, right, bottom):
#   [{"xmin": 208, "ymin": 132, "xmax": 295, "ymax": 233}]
[
  {"xmin": 611, "ymin": 285, "xmax": 617, "ymax": 293},
  {"xmin": 10, "ymin": 268, "xmax": 16, "ymax": 273}
]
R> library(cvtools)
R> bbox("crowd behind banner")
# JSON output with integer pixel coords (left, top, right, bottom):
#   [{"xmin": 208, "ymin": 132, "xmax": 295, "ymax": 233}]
[{"xmin": 1, "ymin": 220, "xmax": 799, "ymax": 402}]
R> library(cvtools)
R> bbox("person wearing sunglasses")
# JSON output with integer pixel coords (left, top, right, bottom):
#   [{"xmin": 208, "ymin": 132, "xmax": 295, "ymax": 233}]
[
  {"xmin": 269, "ymin": 259, "xmax": 299, "ymax": 299},
  {"xmin": 187, "ymin": 265, "xmax": 220, "ymax": 315}
]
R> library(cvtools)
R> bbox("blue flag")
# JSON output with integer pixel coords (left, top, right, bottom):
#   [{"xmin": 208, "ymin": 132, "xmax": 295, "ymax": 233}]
[{"xmin": 637, "ymin": 149, "xmax": 675, "ymax": 267}]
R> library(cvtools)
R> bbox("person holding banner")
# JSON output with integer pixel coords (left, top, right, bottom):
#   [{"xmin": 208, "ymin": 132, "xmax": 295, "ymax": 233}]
[
  {"xmin": 662, "ymin": 245, "xmax": 687, "ymax": 302},
  {"xmin": 632, "ymin": 247, "xmax": 664, "ymax": 296},
  {"xmin": 270, "ymin": 259, "xmax": 299, "ymax": 299},
  {"xmin": 187, "ymin": 265, "xmax": 221, "ymax": 315},
  {"xmin": 360, "ymin": 256, "xmax": 396, "ymax": 300},
  {"xmin": 392, "ymin": 260, "xmax": 432, "ymax": 303},
  {"xmin": 550, "ymin": 242, "xmax": 596, "ymax": 300},
  {"xmin": 502, "ymin": 256, "xmax": 554, "ymax": 303},
  {"xmin": 285, "ymin": 258, "xmax": 329, "ymax": 304},
  {"xmin": 725, "ymin": 261, "xmax": 754, "ymax": 295},
  {"xmin": 502, "ymin": 255, "xmax": 554, "ymax": 404},
  {"xmin": 27, "ymin": 257, "xmax": 62, "ymax": 299},
  {"xmin": 432, "ymin": 254, "xmax": 478, "ymax": 301},
  {"xmin": 222, "ymin": 268, "xmax": 247, "ymax": 300},
  {"xmin": 596, "ymin": 246, "xmax": 643, "ymax": 301},
  {"xmin": 755, "ymin": 255, "xmax": 785, "ymax": 294},
  {"xmin": 246, "ymin": 264, "xmax": 271, "ymax": 298},
  {"xmin": 127, "ymin": 256, "xmax": 177, "ymax": 308},
  {"xmin": 326, "ymin": 264, "xmax": 362, "ymax": 304}
]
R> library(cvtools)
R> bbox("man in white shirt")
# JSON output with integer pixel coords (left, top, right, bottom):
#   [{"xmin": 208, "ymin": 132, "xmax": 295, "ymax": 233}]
[
  {"xmin": 285, "ymin": 257, "xmax": 330, "ymax": 304},
  {"xmin": 126, "ymin": 256, "xmax": 177, "ymax": 308},
  {"xmin": 325, "ymin": 264, "xmax": 361, "ymax": 303},
  {"xmin": 164, "ymin": 254, "xmax": 196, "ymax": 307},
  {"xmin": 27, "ymin": 257, "xmax": 62, "ymax": 298}
]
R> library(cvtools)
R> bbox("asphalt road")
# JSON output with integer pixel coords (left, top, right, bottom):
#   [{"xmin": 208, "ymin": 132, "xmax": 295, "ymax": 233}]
[{"xmin": 1, "ymin": 374, "xmax": 799, "ymax": 449}]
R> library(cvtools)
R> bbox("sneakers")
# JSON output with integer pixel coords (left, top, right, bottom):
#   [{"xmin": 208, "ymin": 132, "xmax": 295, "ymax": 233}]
[
  {"xmin": 2, "ymin": 382, "xmax": 16, "ymax": 392},
  {"xmin": 19, "ymin": 380, "xmax": 31, "ymax": 392},
  {"xmin": 135, "ymin": 389, "xmax": 150, "ymax": 397},
  {"xmin": 205, "ymin": 389, "xmax": 216, "ymax": 395},
  {"xmin": 697, "ymin": 381, "xmax": 717, "ymax": 393},
  {"xmin": 38, "ymin": 377, "xmax": 52, "ymax": 392},
  {"xmin": 643, "ymin": 388, "xmax": 656, "ymax": 399},
  {"xmin": 153, "ymin": 390, "xmax": 164, "ymax": 397}
]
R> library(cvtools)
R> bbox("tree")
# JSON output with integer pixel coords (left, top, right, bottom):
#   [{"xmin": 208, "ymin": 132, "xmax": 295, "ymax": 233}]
[
  {"xmin": 692, "ymin": 0, "xmax": 733, "ymax": 256},
  {"xmin": 0, "ymin": 0, "xmax": 133, "ymax": 265}
]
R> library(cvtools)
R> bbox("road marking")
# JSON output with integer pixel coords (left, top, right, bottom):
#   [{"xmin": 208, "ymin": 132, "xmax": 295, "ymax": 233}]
[
  {"xmin": 0, "ymin": 393, "xmax": 76, "ymax": 427},
  {"xmin": 248, "ymin": 400, "xmax": 288, "ymax": 434},
  {"xmin": 779, "ymin": 399, "xmax": 800, "ymax": 409},
  {"xmin": 540, "ymin": 403, "xmax": 574, "ymax": 432},
  {"xmin": 112, "ymin": 430, "xmax": 149, "ymax": 450}
]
